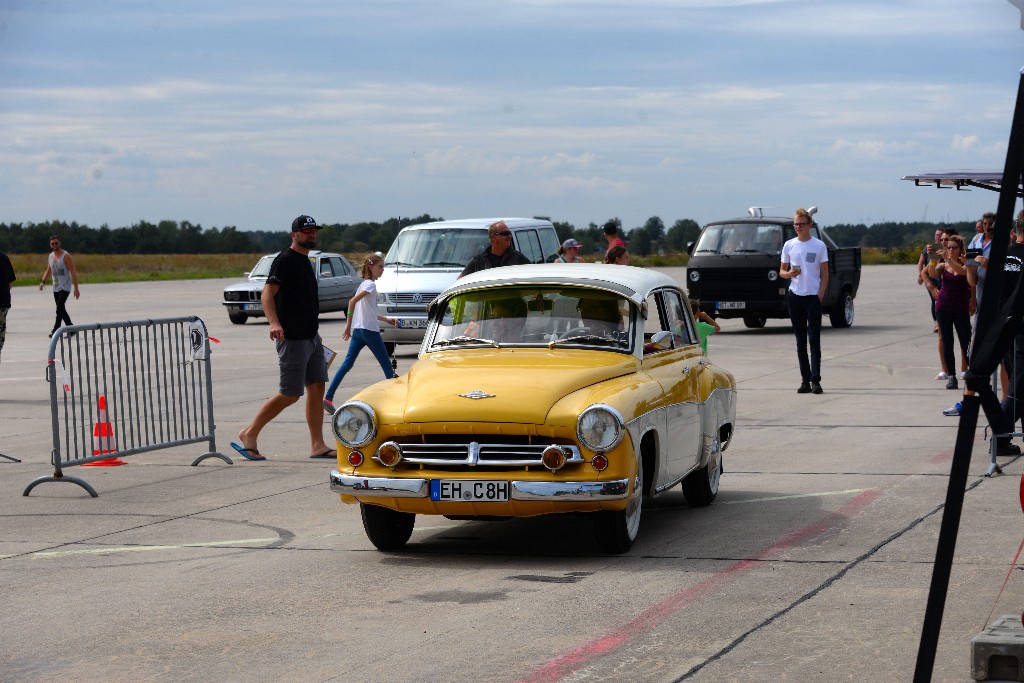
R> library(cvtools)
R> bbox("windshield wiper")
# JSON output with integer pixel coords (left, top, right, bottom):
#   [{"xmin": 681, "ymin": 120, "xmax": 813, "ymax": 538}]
[
  {"xmin": 432, "ymin": 335, "xmax": 499, "ymax": 348},
  {"xmin": 548, "ymin": 335, "xmax": 628, "ymax": 349},
  {"xmin": 422, "ymin": 261, "xmax": 464, "ymax": 267},
  {"xmin": 732, "ymin": 248, "xmax": 771, "ymax": 255}
]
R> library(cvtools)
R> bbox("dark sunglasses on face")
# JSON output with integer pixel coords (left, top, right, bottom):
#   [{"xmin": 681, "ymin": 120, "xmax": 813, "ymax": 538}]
[
  {"xmin": 490, "ymin": 230, "xmax": 512, "ymax": 237},
  {"xmin": 297, "ymin": 227, "xmax": 318, "ymax": 235}
]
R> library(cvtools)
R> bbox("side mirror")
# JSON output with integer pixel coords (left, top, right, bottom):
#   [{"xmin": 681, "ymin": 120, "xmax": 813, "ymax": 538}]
[
  {"xmin": 651, "ymin": 330, "xmax": 673, "ymax": 350},
  {"xmin": 686, "ymin": 241, "xmax": 695, "ymax": 255}
]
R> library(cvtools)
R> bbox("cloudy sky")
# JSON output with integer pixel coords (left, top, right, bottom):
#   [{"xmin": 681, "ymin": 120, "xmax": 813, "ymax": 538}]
[{"xmin": 2, "ymin": 0, "xmax": 1023, "ymax": 234}]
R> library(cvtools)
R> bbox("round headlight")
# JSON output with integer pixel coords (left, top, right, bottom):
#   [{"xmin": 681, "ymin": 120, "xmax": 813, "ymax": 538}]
[
  {"xmin": 688, "ymin": 270, "xmax": 700, "ymax": 282},
  {"xmin": 332, "ymin": 401, "xmax": 376, "ymax": 447},
  {"xmin": 577, "ymin": 404, "xmax": 625, "ymax": 452},
  {"xmin": 768, "ymin": 270, "xmax": 779, "ymax": 281}
]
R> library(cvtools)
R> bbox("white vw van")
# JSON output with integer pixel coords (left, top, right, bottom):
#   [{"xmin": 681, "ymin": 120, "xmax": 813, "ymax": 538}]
[{"xmin": 377, "ymin": 217, "xmax": 560, "ymax": 351}]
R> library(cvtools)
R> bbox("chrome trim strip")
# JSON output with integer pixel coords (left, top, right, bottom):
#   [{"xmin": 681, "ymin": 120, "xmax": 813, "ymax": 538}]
[
  {"xmin": 330, "ymin": 472, "xmax": 428, "ymax": 498},
  {"xmin": 329, "ymin": 471, "xmax": 630, "ymax": 502},
  {"xmin": 511, "ymin": 479, "xmax": 629, "ymax": 501}
]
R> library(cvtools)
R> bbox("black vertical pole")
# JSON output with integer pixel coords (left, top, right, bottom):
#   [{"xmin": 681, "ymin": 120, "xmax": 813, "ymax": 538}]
[{"xmin": 914, "ymin": 67, "xmax": 1024, "ymax": 682}]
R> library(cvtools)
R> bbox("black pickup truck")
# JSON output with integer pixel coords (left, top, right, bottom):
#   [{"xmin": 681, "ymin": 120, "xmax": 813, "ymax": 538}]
[{"xmin": 685, "ymin": 207, "xmax": 861, "ymax": 328}]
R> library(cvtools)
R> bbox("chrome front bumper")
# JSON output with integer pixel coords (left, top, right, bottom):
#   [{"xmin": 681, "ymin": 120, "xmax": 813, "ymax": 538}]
[{"xmin": 329, "ymin": 471, "xmax": 630, "ymax": 501}]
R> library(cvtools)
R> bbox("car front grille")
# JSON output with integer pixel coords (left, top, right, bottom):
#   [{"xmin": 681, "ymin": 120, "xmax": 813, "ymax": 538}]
[
  {"xmin": 225, "ymin": 290, "xmax": 262, "ymax": 302},
  {"xmin": 380, "ymin": 437, "xmax": 582, "ymax": 468},
  {"xmin": 692, "ymin": 269, "xmax": 779, "ymax": 299},
  {"xmin": 391, "ymin": 293, "xmax": 441, "ymax": 305}
]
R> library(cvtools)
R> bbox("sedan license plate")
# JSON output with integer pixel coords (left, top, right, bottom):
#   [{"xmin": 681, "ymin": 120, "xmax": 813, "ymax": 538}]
[
  {"xmin": 396, "ymin": 318, "xmax": 429, "ymax": 329},
  {"xmin": 717, "ymin": 301, "xmax": 745, "ymax": 310},
  {"xmin": 243, "ymin": 303, "xmax": 263, "ymax": 311},
  {"xmin": 430, "ymin": 480, "xmax": 509, "ymax": 502}
]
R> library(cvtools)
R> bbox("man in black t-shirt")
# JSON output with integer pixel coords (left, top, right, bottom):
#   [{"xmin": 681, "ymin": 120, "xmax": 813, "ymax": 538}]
[
  {"xmin": 459, "ymin": 220, "xmax": 530, "ymax": 278},
  {"xmin": 232, "ymin": 215, "xmax": 337, "ymax": 461},
  {"xmin": 0, "ymin": 249, "xmax": 15, "ymax": 364},
  {"xmin": 996, "ymin": 216, "xmax": 1024, "ymax": 453}
]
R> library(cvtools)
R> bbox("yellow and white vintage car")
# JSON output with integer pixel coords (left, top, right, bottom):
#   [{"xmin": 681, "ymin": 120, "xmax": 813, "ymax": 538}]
[{"xmin": 329, "ymin": 264, "xmax": 737, "ymax": 552}]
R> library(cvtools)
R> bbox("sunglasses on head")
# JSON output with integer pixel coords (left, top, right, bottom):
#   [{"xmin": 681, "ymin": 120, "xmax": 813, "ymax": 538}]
[{"xmin": 490, "ymin": 230, "xmax": 512, "ymax": 237}]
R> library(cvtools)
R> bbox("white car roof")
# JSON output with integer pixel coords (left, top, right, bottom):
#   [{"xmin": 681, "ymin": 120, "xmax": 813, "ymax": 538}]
[
  {"xmin": 440, "ymin": 264, "xmax": 679, "ymax": 306},
  {"xmin": 401, "ymin": 217, "xmax": 552, "ymax": 231}
]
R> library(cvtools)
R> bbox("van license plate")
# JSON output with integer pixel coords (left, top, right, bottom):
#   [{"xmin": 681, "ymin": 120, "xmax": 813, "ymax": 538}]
[
  {"xmin": 717, "ymin": 302, "xmax": 745, "ymax": 310},
  {"xmin": 430, "ymin": 480, "xmax": 509, "ymax": 502},
  {"xmin": 396, "ymin": 318, "xmax": 429, "ymax": 329}
]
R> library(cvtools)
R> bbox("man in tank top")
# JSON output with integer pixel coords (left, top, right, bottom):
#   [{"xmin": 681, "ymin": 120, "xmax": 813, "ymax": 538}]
[{"xmin": 38, "ymin": 235, "xmax": 80, "ymax": 337}]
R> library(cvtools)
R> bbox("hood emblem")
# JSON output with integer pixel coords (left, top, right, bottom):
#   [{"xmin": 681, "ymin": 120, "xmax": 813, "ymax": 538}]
[{"xmin": 459, "ymin": 390, "xmax": 496, "ymax": 400}]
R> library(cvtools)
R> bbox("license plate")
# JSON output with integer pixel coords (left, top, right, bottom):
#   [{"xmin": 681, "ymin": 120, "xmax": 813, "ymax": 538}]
[
  {"xmin": 430, "ymin": 480, "xmax": 509, "ymax": 502},
  {"xmin": 243, "ymin": 303, "xmax": 263, "ymax": 311},
  {"xmin": 717, "ymin": 301, "xmax": 745, "ymax": 310},
  {"xmin": 396, "ymin": 318, "xmax": 429, "ymax": 329}
]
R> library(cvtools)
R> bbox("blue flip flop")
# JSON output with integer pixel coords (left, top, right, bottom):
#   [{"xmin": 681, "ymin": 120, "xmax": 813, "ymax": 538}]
[
  {"xmin": 309, "ymin": 449, "xmax": 337, "ymax": 459},
  {"xmin": 230, "ymin": 441, "xmax": 266, "ymax": 461}
]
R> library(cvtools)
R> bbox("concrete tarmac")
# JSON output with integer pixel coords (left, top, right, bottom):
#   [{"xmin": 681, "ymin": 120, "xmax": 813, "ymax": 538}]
[{"xmin": 0, "ymin": 265, "xmax": 1020, "ymax": 682}]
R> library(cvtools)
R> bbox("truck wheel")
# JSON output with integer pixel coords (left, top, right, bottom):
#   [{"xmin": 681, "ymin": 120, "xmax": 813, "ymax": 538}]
[
  {"xmin": 228, "ymin": 311, "xmax": 247, "ymax": 325},
  {"xmin": 360, "ymin": 503, "xmax": 415, "ymax": 551},
  {"xmin": 829, "ymin": 291, "xmax": 854, "ymax": 328},
  {"xmin": 743, "ymin": 314, "xmax": 766, "ymax": 329}
]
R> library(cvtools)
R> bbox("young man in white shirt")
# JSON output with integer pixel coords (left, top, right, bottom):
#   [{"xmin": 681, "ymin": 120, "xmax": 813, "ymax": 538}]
[{"xmin": 780, "ymin": 208, "xmax": 829, "ymax": 394}]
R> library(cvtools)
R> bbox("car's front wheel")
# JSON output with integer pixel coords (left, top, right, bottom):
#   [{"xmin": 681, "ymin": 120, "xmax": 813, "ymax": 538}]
[
  {"xmin": 681, "ymin": 443, "xmax": 722, "ymax": 507},
  {"xmin": 594, "ymin": 458, "xmax": 643, "ymax": 553},
  {"xmin": 228, "ymin": 311, "xmax": 247, "ymax": 325},
  {"xmin": 360, "ymin": 503, "xmax": 415, "ymax": 551}
]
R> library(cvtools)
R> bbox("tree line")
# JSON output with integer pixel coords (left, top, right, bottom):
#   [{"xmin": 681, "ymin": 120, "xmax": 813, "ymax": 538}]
[{"xmin": 0, "ymin": 216, "xmax": 980, "ymax": 256}]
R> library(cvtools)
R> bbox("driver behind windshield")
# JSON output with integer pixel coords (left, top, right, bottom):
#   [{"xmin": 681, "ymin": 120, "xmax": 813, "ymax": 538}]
[
  {"xmin": 463, "ymin": 297, "xmax": 527, "ymax": 342},
  {"xmin": 576, "ymin": 297, "xmax": 623, "ymax": 336}
]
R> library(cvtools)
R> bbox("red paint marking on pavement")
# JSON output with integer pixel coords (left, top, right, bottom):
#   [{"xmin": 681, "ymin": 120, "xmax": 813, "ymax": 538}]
[{"xmin": 518, "ymin": 490, "xmax": 880, "ymax": 683}]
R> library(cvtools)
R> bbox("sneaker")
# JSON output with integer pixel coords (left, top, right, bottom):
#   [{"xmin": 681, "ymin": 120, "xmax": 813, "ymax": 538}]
[
  {"xmin": 997, "ymin": 441, "xmax": 1022, "ymax": 456},
  {"xmin": 942, "ymin": 401, "xmax": 962, "ymax": 416},
  {"xmin": 935, "ymin": 372, "xmax": 950, "ymax": 380},
  {"xmin": 811, "ymin": 382, "xmax": 823, "ymax": 394},
  {"xmin": 946, "ymin": 377, "xmax": 958, "ymax": 390},
  {"xmin": 323, "ymin": 398, "xmax": 335, "ymax": 415},
  {"xmin": 797, "ymin": 382, "xmax": 811, "ymax": 394}
]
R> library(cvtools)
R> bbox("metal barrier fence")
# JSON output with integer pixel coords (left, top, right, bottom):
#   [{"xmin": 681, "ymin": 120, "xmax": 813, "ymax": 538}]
[{"xmin": 23, "ymin": 316, "xmax": 230, "ymax": 497}]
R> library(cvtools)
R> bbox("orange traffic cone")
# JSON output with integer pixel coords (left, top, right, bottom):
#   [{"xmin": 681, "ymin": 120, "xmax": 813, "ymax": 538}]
[{"xmin": 83, "ymin": 395, "xmax": 126, "ymax": 466}]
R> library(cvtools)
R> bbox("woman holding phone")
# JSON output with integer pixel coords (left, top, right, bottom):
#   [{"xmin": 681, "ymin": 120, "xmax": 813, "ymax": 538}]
[{"xmin": 926, "ymin": 233, "xmax": 971, "ymax": 391}]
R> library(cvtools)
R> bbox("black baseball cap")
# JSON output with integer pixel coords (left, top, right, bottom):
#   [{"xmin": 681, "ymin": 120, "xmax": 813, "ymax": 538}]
[{"xmin": 291, "ymin": 215, "xmax": 319, "ymax": 232}]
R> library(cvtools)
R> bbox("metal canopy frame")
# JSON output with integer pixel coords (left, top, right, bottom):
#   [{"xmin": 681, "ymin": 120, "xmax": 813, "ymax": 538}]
[{"xmin": 901, "ymin": 170, "xmax": 1024, "ymax": 197}]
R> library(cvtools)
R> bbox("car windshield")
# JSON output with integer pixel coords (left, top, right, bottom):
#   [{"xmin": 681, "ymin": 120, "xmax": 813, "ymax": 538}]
[
  {"xmin": 385, "ymin": 228, "xmax": 489, "ymax": 268},
  {"xmin": 249, "ymin": 255, "xmax": 276, "ymax": 278},
  {"xmin": 429, "ymin": 286, "xmax": 632, "ymax": 351},
  {"xmin": 694, "ymin": 223, "xmax": 786, "ymax": 256}
]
